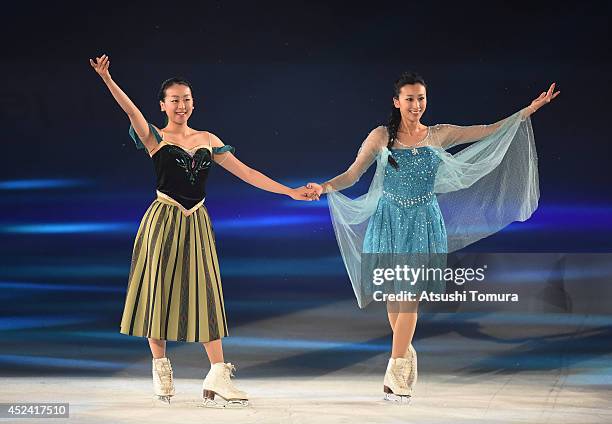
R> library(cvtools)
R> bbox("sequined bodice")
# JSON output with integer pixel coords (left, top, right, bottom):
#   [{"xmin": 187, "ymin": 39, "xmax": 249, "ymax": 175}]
[
  {"xmin": 382, "ymin": 147, "xmax": 441, "ymax": 208},
  {"xmin": 152, "ymin": 145, "xmax": 213, "ymax": 210}
]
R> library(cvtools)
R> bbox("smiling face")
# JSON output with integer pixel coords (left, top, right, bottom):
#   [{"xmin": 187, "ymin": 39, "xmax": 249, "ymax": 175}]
[
  {"xmin": 160, "ymin": 83, "xmax": 194, "ymax": 125},
  {"xmin": 393, "ymin": 83, "xmax": 427, "ymax": 123}
]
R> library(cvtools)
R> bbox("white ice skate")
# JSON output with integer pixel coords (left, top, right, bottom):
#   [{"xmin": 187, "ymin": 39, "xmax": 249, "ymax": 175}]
[
  {"xmin": 404, "ymin": 344, "xmax": 418, "ymax": 393},
  {"xmin": 202, "ymin": 362, "xmax": 249, "ymax": 408},
  {"xmin": 383, "ymin": 357, "xmax": 412, "ymax": 404},
  {"xmin": 152, "ymin": 357, "xmax": 175, "ymax": 404}
]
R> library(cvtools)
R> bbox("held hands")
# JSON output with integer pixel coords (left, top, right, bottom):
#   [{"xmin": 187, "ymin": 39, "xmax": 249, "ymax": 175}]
[
  {"xmin": 528, "ymin": 82, "xmax": 560, "ymax": 115},
  {"xmin": 306, "ymin": 182, "xmax": 323, "ymax": 201},
  {"xmin": 89, "ymin": 54, "xmax": 111, "ymax": 82},
  {"xmin": 289, "ymin": 186, "xmax": 318, "ymax": 201}
]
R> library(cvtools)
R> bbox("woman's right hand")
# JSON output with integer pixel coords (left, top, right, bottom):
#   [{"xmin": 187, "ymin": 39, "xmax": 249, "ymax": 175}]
[{"xmin": 89, "ymin": 54, "xmax": 111, "ymax": 82}]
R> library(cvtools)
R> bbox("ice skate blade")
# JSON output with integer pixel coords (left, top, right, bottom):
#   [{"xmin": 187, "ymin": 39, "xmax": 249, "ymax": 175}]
[
  {"xmin": 383, "ymin": 386, "xmax": 411, "ymax": 404},
  {"xmin": 200, "ymin": 398, "xmax": 226, "ymax": 409},
  {"xmin": 154, "ymin": 395, "xmax": 173, "ymax": 405},
  {"xmin": 200, "ymin": 398, "xmax": 249, "ymax": 408},
  {"xmin": 202, "ymin": 390, "xmax": 249, "ymax": 408},
  {"xmin": 383, "ymin": 393, "xmax": 411, "ymax": 404},
  {"xmin": 225, "ymin": 399, "xmax": 249, "ymax": 408}
]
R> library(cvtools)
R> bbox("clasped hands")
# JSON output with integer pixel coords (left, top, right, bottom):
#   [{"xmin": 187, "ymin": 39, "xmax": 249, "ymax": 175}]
[{"xmin": 289, "ymin": 182, "xmax": 324, "ymax": 201}]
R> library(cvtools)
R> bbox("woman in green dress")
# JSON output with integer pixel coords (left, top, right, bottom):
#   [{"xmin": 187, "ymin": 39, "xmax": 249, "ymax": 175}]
[{"xmin": 90, "ymin": 54, "xmax": 314, "ymax": 407}]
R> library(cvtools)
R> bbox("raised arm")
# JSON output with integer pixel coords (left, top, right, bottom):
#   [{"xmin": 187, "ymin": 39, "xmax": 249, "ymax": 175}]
[
  {"xmin": 436, "ymin": 82, "xmax": 560, "ymax": 149},
  {"xmin": 89, "ymin": 54, "xmax": 157, "ymax": 152},
  {"xmin": 208, "ymin": 132, "xmax": 313, "ymax": 201},
  {"xmin": 309, "ymin": 126, "xmax": 387, "ymax": 196},
  {"xmin": 435, "ymin": 106, "xmax": 530, "ymax": 149}
]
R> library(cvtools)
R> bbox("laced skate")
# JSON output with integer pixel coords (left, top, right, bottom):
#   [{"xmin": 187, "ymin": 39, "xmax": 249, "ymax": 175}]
[
  {"xmin": 383, "ymin": 357, "xmax": 412, "ymax": 404},
  {"xmin": 202, "ymin": 362, "xmax": 249, "ymax": 408},
  {"xmin": 404, "ymin": 344, "xmax": 418, "ymax": 393},
  {"xmin": 152, "ymin": 357, "xmax": 175, "ymax": 404}
]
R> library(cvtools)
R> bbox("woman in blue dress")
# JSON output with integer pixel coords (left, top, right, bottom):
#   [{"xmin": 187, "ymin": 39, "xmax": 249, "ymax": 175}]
[
  {"xmin": 307, "ymin": 72, "xmax": 559, "ymax": 403},
  {"xmin": 90, "ymin": 54, "xmax": 314, "ymax": 407}
]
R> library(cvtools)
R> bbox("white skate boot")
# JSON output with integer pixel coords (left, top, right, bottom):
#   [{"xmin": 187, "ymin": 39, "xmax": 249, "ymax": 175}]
[
  {"xmin": 202, "ymin": 362, "xmax": 249, "ymax": 408},
  {"xmin": 152, "ymin": 357, "xmax": 175, "ymax": 404},
  {"xmin": 383, "ymin": 357, "xmax": 412, "ymax": 404},
  {"xmin": 404, "ymin": 344, "xmax": 418, "ymax": 394}
]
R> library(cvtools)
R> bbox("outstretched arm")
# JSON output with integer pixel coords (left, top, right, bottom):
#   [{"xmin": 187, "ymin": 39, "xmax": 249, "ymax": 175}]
[
  {"xmin": 307, "ymin": 126, "xmax": 387, "ymax": 197},
  {"xmin": 89, "ymin": 54, "xmax": 157, "ymax": 153},
  {"xmin": 209, "ymin": 132, "xmax": 314, "ymax": 201},
  {"xmin": 437, "ymin": 82, "xmax": 560, "ymax": 149}
]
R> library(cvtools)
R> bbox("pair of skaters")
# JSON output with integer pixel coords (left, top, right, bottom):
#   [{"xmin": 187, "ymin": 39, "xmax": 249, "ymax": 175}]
[{"xmin": 90, "ymin": 54, "xmax": 558, "ymax": 407}]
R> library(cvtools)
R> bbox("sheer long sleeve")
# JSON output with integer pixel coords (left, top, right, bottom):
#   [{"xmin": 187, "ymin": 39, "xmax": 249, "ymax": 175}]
[
  {"xmin": 434, "ymin": 106, "xmax": 531, "ymax": 149},
  {"xmin": 323, "ymin": 126, "xmax": 387, "ymax": 193}
]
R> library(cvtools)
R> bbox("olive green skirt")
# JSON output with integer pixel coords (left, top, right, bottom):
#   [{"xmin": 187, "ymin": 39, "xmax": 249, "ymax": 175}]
[{"xmin": 120, "ymin": 198, "xmax": 228, "ymax": 342}]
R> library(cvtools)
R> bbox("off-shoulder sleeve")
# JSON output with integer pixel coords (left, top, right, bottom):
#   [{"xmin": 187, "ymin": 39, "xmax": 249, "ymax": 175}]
[
  {"xmin": 212, "ymin": 144, "xmax": 235, "ymax": 166},
  {"xmin": 129, "ymin": 123, "xmax": 162, "ymax": 150},
  {"xmin": 212, "ymin": 145, "xmax": 235, "ymax": 155},
  {"xmin": 434, "ymin": 107, "xmax": 531, "ymax": 149},
  {"xmin": 324, "ymin": 126, "xmax": 387, "ymax": 193},
  {"xmin": 206, "ymin": 131, "xmax": 235, "ymax": 164}
]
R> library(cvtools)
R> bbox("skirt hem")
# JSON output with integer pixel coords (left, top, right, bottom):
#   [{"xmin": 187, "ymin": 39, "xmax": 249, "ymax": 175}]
[{"xmin": 119, "ymin": 329, "xmax": 227, "ymax": 344}]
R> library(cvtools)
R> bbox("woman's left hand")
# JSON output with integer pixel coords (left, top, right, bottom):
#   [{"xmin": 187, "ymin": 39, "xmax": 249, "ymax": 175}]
[{"xmin": 528, "ymin": 82, "xmax": 560, "ymax": 115}]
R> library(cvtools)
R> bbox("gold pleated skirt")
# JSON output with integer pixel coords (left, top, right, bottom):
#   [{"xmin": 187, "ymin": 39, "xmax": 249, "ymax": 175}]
[{"xmin": 120, "ymin": 198, "xmax": 228, "ymax": 342}]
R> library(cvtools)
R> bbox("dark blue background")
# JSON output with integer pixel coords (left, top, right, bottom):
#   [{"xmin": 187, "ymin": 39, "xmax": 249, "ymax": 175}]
[{"xmin": 1, "ymin": 0, "xmax": 611, "ymax": 375}]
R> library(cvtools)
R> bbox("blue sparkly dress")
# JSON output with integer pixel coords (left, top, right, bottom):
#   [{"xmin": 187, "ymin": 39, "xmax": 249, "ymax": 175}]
[
  {"xmin": 363, "ymin": 147, "xmax": 447, "ymax": 254},
  {"xmin": 326, "ymin": 109, "xmax": 539, "ymax": 307}
]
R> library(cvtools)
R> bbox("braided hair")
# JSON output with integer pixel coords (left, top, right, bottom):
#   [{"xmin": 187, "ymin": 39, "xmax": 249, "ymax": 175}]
[
  {"xmin": 158, "ymin": 77, "xmax": 194, "ymax": 126},
  {"xmin": 386, "ymin": 72, "xmax": 427, "ymax": 169}
]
